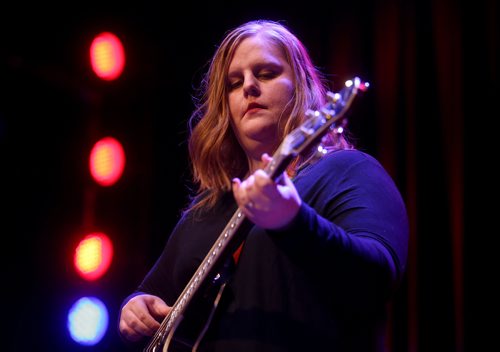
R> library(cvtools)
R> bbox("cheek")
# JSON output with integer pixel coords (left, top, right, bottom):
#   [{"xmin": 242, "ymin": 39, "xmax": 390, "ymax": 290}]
[
  {"xmin": 228, "ymin": 94, "xmax": 242, "ymax": 120},
  {"xmin": 273, "ymin": 81, "xmax": 295, "ymax": 111}
]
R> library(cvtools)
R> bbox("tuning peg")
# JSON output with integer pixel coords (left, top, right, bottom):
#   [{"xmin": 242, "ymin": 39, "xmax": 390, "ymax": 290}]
[
  {"xmin": 335, "ymin": 126, "xmax": 345, "ymax": 134},
  {"xmin": 345, "ymin": 77, "xmax": 370, "ymax": 92},
  {"xmin": 305, "ymin": 109, "xmax": 319, "ymax": 117},
  {"xmin": 316, "ymin": 144, "xmax": 328, "ymax": 155},
  {"xmin": 326, "ymin": 91, "xmax": 341, "ymax": 103},
  {"xmin": 358, "ymin": 81, "xmax": 370, "ymax": 92}
]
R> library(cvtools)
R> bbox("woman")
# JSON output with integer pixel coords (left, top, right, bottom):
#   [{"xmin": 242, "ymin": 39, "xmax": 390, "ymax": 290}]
[{"xmin": 119, "ymin": 19, "xmax": 409, "ymax": 351}]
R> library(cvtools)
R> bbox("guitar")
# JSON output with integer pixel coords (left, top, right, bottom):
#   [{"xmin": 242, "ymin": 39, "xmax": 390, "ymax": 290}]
[{"xmin": 144, "ymin": 77, "xmax": 368, "ymax": 352}]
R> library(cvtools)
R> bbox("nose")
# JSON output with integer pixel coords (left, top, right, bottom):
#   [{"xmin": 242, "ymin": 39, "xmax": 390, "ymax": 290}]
[{"xmin": 243, "ymin": 74, "xmax": 260, "ymax": 97}]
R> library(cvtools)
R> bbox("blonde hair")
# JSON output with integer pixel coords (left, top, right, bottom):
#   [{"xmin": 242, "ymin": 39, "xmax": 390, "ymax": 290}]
[{"xmin": 187, "ymin": 20, "xmax": 351, "ymax": 211}]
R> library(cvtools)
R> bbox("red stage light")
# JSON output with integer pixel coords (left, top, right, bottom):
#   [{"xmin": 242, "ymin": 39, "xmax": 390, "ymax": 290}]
[
  {"xmin": 90, "ymin": 32, "xmax": 125, "ymax": 81},
  {"xmin": 74, "ymin": 232, "xmax": 113, "ymax": 281},
  {"xmin": 89, "ymin": 136, "xmax": 125, "ymax": 187}
]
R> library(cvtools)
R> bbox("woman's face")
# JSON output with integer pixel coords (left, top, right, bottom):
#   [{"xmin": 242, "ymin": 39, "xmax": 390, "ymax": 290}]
[{"xmin": 227, "ymin": 35, "xmax": 294, "ymax": 161}]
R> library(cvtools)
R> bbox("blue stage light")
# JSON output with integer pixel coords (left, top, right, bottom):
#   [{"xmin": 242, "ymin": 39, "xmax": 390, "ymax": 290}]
[{"xmin": 67, "ymin": 296, "xmax": 109, "ymax": 346}]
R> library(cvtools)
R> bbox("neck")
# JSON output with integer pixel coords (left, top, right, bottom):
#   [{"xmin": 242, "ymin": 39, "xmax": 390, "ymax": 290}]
[{"xmin": 247, "ymin": 158, "xmax": 264, "ymax": 175}]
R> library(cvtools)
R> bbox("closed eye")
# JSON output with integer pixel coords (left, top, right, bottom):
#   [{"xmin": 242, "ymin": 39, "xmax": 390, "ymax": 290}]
[
  {"xmin": 227, "ymin": 64, "xmax": 283, "ymax": 91},
  {"xmin": 257, "ymin": 70, "xmax": 278, "ymax": 80},
  {"xmin": 228, "ymin": 80, "xmax": 242, "ymax": 91}
]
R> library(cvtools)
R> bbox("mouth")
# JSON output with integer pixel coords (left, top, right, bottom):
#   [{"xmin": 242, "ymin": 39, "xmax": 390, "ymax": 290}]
[{"xmin": 245, "ymin": 103, "xmax": 266, "ymax": 115}]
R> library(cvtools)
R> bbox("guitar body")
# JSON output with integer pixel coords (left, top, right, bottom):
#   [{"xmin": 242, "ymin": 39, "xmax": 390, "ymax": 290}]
[
  {"xmin": 158, "ymin": 281, "xmax": 226, "ymax": 352},
  {"xmin": 145, "ymin": 219, "xmax": 253, "ymax": 352}
]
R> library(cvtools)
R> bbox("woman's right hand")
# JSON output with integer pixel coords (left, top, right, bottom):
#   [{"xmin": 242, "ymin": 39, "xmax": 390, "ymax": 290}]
[{"xmin": 119, "ymin": 293, "xmax": 171, "ymax": 342}]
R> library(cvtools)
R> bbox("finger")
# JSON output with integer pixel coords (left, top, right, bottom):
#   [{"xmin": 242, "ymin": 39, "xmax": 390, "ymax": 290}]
[
  {"xmin": 282, "ymin": 171, "xmax": 294, "ymax": 186},
  {"xmin": 135, "ymin": 311, "xmax": 161, "ymax": 336},
  {"xmin": 119, "ymin": 320, "xmax": 145, "ymax": 342},
  {"xmin": 232, "ymin": 178, "xmax": 241, "ymax": 192},
  {"xmin": 232, "ymin": 178, "xmax": 248, "ymax": 209},
  {"xmin": 150, "ymin": 299, "xmax": 170, "ymax": 319},
  {"xmin": 144, "ymin": 295, "xmax": 170, "ymax": 319},
  {"xmin": 243, "ymin": 174, "xmax": 255, "ymax": 188},
  {"xmin": 276, "ymin": 169, "xmax": 291, "ymax": 186},
  {"xmin": 120, "ymin": 308, "xmax": 159, "ymax": 339},
  {"xmin": 261, "ymin": 153, "xmax": 272, "ymax": 163},
  {"xmin": 253, "ymin": 169, "xmax": 272, "ymax": 189}
]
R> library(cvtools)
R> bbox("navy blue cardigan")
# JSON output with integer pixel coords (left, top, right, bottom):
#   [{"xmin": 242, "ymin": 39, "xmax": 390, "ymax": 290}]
[{"xmin": 124, "ymin": 149, "xmax": 409, "ymax": 352}]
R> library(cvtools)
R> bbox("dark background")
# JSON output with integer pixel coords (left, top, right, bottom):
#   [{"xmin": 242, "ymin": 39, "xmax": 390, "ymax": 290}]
[{"xmin": 1, "ymin": 0, "xmax": 493, "ymax": 351}]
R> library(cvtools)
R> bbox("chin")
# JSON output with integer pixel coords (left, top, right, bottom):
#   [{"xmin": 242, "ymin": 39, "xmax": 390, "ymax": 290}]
[{"xmin": 243, "ymin": 123, "xmax": 277, "ymax": 141}]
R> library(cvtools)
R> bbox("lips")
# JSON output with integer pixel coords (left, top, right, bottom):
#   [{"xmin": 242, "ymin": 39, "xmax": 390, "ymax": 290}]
[{"xmin": 245, "ymin": 102, "xmax": 266, "ymax": 115}]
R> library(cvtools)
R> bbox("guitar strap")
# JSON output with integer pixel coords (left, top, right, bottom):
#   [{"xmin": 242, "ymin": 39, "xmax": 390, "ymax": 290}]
[{"xmin": 190, "ymin": 239, "xmax": 246, "ymax": 350}]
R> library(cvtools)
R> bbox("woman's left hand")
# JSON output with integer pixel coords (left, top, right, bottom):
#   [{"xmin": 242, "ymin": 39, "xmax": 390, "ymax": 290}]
[{"xmin": 232, "ymin": 153, "xmax": 301, "ymax": 229}]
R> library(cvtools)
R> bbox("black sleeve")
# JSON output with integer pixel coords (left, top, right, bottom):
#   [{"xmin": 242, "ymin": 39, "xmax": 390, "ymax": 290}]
[{"xmin": 269, "ymin": 150, "xmax": 409, "ymax": 296}]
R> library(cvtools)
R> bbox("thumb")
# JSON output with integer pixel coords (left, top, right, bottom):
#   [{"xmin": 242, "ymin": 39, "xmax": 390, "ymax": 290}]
[{"xmin": 281, "ymin": 171, "xmax": 293, "ymax": 186}]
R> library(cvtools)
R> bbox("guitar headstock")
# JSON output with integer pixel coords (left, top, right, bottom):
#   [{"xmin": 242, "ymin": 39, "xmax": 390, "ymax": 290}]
[
  {"xmin": 280, "ymin": 76, "xmax": 369, "ymax": 157},
  {"xmin": 264, "ymin": 77, "xmax": 368, "ymax": 180}
]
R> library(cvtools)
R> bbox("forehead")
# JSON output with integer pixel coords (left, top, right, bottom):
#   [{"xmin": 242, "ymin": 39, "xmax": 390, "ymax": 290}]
[{"xmin": 228, "ymin": 35, "xmax": 286, "ymax": 70}]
